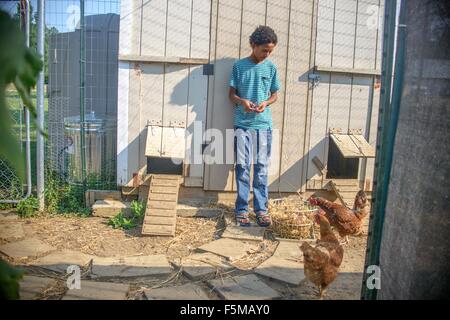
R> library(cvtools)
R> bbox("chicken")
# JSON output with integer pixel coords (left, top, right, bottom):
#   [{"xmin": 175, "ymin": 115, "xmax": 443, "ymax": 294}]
[
  {"xmin": 352, "ymin": 190, "xmax": 370, "ymax": 235},
  {"xmin": 300, "ymin": 213, "xmax": 344, "ymax": 299},
  {"xmin": 308, "ymin": 191, "xmax": 370, "ymax": 244}
]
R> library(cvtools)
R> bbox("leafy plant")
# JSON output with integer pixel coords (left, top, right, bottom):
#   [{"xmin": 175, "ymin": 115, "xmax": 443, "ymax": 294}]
[
  {"xmin": 0, "ymin": 9, "xmax": 42, "ymax": 301},
  {"xmin": 0, "ymin": 10, "xmax": 43, "ymax": 181},
  {"xmin": 0, "ymin": 258, "xmax": 23, "ymax": 300},
  {"xmin": 17, "ymin": 195, "xmax": 39, "ymax": 218},
  {"xmin": 108, "ymin": 201, "xmax": 146, "ymax": 230},
  {"xmin": 108, "ymin": 212, "xmax": 137, "ymax": 230},
  {"xmin": 43, "ymin": 170, "xmax": 61, "ymax": 214},
  {"xmin": 0, "ymin": 203, "xmax": 14, "ymax": 210},
  {"xmin": 44, "ymin": 169, "xmax": 98, "ymax": 217},
  {"xmin": 131, "ymin": 200, "xmax": 145, "ymax": 223}
]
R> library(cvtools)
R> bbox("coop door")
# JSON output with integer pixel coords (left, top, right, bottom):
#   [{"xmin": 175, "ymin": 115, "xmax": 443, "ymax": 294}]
[
  {"xmin": 326, "ymin": 137, "xmax": 360, "ymax": 179},
  {"xmin": 326, "ymin": 132, "xmax": 376, "ymax": 179},
  {"xmin": 145, "ymin": 122, "xmax": 185, "ymax": 175}
]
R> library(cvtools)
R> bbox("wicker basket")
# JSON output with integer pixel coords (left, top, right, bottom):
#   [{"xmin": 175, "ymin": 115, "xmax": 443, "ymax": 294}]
[{"xmin": 271, "ymin": 209, "xmax": 316, "ymax": 240}]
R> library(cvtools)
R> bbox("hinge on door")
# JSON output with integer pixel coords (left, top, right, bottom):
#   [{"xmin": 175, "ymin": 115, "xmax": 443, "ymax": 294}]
[
  {"xmin": 349, "ymin": 128, "xmax": 363, "ymax": 135},
  {"xmin": 329, "ymin": 128, "xmax": 344, "ymax": 134},
  {"xmin": 169, "ymin": 120, "xmax": 185, "ymax": 128},
  {"xmin": 147, "ymin": 119, "xmax": 162, "ymax": 126},
  {"xmin": 203, "ymin": 64, "xmax": 214, "ymax": 76}
]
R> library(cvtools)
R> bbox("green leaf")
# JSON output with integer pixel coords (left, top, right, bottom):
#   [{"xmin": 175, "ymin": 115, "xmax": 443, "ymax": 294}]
[
  {"xmin": 0, "ymin": 10, "xmax": 45, "ymax": 181},
  {"xmin": 0, "ymin": 79, "xmax": 24, "ymax": 181},
  {"xmin": 0, "ymin": 258, "xmax": 24, "ymax": 300}
]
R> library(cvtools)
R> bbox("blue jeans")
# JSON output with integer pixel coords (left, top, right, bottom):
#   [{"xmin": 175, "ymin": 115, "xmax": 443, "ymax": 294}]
[{"xmin": 234, "ymin": 127, "xmax": 272, "ymax": 215}]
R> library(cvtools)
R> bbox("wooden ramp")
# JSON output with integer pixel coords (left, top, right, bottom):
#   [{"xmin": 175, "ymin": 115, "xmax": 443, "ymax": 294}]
[
  {"xmin": 142, "ymin": 175, "xmax": 182, "ymax": 237},
  {"xmin": 327, "ymin": 179, "xmax": 360, "ymax": 208}
]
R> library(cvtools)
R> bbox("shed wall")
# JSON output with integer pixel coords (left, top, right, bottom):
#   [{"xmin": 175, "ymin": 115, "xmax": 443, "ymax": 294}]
[
  {"xmin": 117, "ymin": 0, "xmax": 210, "ymax": 186},
  {"xmin": 306, "ymin": 0, "xmax": 383, "ymax": 190},
  {"xmin": 117, "ymin": 0, "xmax": 383, "ymax": 192},
  {"xmin": 203, "ymin": 0, "xmax": 314, "ymax": 192}
]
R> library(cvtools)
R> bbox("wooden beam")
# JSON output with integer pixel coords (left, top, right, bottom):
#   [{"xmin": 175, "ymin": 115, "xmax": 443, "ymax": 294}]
[
  {"xmin": 119, "ymin": 54, "xmax": 209, "ymax": 65},
  {"xmin": 315, "ymin": 65, "xmax": 381, "ymax": 76}
]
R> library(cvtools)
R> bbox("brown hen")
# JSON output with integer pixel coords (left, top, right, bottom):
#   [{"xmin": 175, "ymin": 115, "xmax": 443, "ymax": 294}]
[
  {"xmin": 300, "ymin": 213, "xmax": 344, "ymax": 299},
  {"xmin": 308, "ymin": 191, "xmax": 370, "ymax": 244}
]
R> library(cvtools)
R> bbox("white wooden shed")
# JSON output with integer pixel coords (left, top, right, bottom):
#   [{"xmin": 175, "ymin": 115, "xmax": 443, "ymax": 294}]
[{"xmin": 116, "ymin": 0, "xmax": 384, "ymax": 196}]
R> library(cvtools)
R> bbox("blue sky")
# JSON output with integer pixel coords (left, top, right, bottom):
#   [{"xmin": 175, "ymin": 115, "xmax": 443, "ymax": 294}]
[{"xmin": 0, "ymin": 0, "xmax": 120, "ymax": 32}]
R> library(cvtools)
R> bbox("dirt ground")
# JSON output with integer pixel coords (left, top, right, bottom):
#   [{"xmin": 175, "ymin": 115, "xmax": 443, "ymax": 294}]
[
  {"xmin": 24, "ymin": 215, "xmax": 222, "ymax": 260},
  {"xmin": 0, "ymin": 201, "xmax": 370, "ymax": 300}
]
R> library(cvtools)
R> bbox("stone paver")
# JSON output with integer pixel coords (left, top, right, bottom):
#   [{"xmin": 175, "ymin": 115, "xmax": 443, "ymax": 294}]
[
  {"xmin": 32, "ymin": 249, "xmax": 94, "ymax": 273},
  {"xmin": 177, "ymin": 252, "xmax": 234, "ymax": 280},
  {"xmin": 144, "ymin": 283, "xmax": 210, "ymax": 300},
  {"xmin": 254, "ymin": 256, "xmax": 305, "ymax": 286},
  {"xmin": 197, "ymin": 238, "xmax": 257, "ymax": 260},
  {"xmin": 177, "ymin": 204, "xmax": 223, "ymax": 218},
  {"xmin": 19, "ymin": 275, "xmax": 55, "ymax": 300},
  {"xmin": 91, "ymin": 254, "xmax": 173, "ymax": 278},
  {"xmin": 208, "ymin": 274, "xmax": 280, "ymax": 300},
  {"xmin": 273, "ymin": 239, "xmax": 305, "ymax": 260},
  {"xmin": 0, "ymin": 212, "xmax": 19, "ymax": 222},
  {"xmin": 92, "ymin": 199, "xmax": 131, "ymax": 218},
  {"xmin": 0, "ymin": 238, "xmax": 55, "ymax": 260},
  {"xmin": 62, "ymin": 280, "xmax": 129, "ymax": 300},
  {"xmin": 221, "ymin": 224, "xmax": 265, "ymax": 242},
  {"xmin": 0, "ymin": 223, "xmax": 25, "ymax": 241}
]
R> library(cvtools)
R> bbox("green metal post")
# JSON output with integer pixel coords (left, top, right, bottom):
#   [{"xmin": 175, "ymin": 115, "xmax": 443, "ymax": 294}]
[
  {"xmin": 361, "ymin": 0, "xmax": 406, "ymax": 299},
  {"xmin": 80, "ymin": 0, "xmax": 87, "ymax": 205}
]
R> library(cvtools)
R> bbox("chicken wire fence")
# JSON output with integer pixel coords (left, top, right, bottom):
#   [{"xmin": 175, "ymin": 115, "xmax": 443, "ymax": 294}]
[
  {"xmin": 2, "ymin": 0, "xmax": 385, "ymax": 204},
  {"xmin": 45, "ymin": 0, "xmax": 120, "ymax": 198},
  {"xmin": 0, "ymin": 94, "xmax": 26, "ymax": 202},
  {"xmin": 0, "ymin": 0, "xmax": 120, "ymax": 206}
]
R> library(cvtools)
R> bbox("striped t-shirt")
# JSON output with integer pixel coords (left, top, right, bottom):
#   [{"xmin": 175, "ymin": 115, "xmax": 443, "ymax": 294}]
[{"xmin": 229, "ymin": 57, "xmax": 281, "ymax": 129}]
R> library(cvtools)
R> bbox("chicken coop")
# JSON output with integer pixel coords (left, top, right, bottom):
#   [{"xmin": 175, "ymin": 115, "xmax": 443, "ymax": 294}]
[{"xmin": 116, "ymin": 0, "xmax": 383, "ymax": 201}]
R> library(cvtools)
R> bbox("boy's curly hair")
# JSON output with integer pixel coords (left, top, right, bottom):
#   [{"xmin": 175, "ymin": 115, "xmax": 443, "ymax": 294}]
[{"xmin": 249, "ymin": 25, "xmax": 278, "ymax": 46}]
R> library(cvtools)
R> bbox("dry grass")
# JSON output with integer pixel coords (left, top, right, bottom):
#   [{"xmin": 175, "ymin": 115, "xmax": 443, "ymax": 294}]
[
  {"xmin": 22, "ymin": 214, "xmax": 221, "ymax": 261},
  {"xmin": 1, "ymin": 198, "xmax": 371, "ymax": 300},
  {"xmin": 227, "ymin": 239, "xmax": 278, "ymax": 270},
  {"xmin": 165, "ymin": 215, "xmax": 224, "ymax": 260}
]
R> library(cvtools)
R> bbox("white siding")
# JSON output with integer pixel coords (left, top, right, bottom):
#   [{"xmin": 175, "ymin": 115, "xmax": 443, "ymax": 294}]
[
  {"xmin": 191, "ymin": 0, "xmax": 211, "ymax": 59},
  {"xmin": 279, "ymin": 0, "xmax": 313, "ymax": 192},
  {"xmin": 185, "ymin": 65, "xmax": 208, "ymax": 183},
  {"xmin": 354, "ymin": 0, "xmax": 380, "ymax": 69},
  {"xmin": 117, "ymin": 0, "xmax": 384, "ymax": 190},
  {"xmin": 166, "ymin": 0, "xmax": 192, "ymax": 57},
  {"xmin": 332, "ymin": 0, "xmax": 357, "ymax": 67},
  {"xmin": 316, "ymin": 0, "xmax": 335, "ymax": 67},
  {"xmin": 307, "ymin": 74, "xmax": 330, "ymax": 183},
  {"xmin": 204, "ymin": 0, "xmax": 241, "ymax": 191},
  {"xmin": 117, "ymin": 62, "xmax": 130, "ymax": 185},
  {"xmin": 266, "ymin": 0, "xmax": 290, "ymax": 192},
  {"xmin": 141, "ymin": 0, "xmax": 168, "ymax": 56}
]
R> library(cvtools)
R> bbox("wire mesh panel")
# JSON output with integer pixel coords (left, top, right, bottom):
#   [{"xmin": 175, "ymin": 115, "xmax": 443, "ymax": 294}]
[
  {"xmin": 45, "ymin": 0, "xmax": 120, "ymax": 194},
  {"xmin": 307, "ymin": 0, "xmax": 384, "ymax": 189},
  {"xmin": 0, "ymin": 93, "xmax": 25, "ymax": 201}
]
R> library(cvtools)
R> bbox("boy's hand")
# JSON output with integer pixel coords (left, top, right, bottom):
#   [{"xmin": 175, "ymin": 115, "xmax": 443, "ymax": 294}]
[
  {"xmin": 242, "ymin": 99, "xmax": 257, "ymax": 113},
  {"xmin": 255, "ymin": 101, "xmax": 268, "ymax": 113}
]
